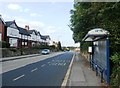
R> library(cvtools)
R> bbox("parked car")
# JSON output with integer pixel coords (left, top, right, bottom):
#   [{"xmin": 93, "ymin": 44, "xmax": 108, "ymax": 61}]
[{"xmin": 41, "ymin": 49, "xmax": 50, "ymax": 55}]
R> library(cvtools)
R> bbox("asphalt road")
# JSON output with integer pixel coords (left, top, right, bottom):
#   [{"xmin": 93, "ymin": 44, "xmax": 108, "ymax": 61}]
[
  {"xmin": 2, "ymin": 51, "xmax": 74, "ymax": 87},
  {"xmin": 1, "ymin": 52, "xmax": 64, "ymax": 74}
]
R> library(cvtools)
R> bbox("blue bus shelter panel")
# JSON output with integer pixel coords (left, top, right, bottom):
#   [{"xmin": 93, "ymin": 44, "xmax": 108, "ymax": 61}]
[
  {"xmin": 82, "ymin": 28, "xmax": 110, "ymax": 84},
  {"xmin": 93, "ymin": 40, "xmax": 107, "ymax": 81}
]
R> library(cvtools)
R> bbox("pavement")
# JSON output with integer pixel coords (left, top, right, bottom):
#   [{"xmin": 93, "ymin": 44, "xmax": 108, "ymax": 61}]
[
  {"xmin": 66, "ymin": 52, "xmax": 102, "ymax": 87},
  {"xmin": 0, "ymin": 54, "xmax": 41, "ymax": 62},
  {"xmin": 0, "ymin": 52, "xmax": 63, "ymax": 62}
]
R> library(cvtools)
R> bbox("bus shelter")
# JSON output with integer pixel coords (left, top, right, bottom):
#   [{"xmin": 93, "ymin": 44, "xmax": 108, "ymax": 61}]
[{"xmin": 82, "ymin": 28, "xmax": 110, "ymax": 84}]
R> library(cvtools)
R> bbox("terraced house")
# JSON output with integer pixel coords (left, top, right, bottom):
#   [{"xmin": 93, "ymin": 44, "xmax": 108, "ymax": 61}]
[
  {"xmin": 5, "ymin": 20, "xmax": 20, "ymax": 47},
  {"xmin": 0, "ymin": 15, "xmax": 51, "ymax": 48}
]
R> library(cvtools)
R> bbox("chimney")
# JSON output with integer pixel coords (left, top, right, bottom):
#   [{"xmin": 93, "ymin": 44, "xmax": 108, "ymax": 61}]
[{"xmin": 25, "ymin": 25, "xmax": 29, "ymax": 30}]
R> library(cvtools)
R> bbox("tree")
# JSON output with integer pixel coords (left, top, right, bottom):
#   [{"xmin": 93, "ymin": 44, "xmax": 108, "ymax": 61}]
[
  {"xmin": 70, "ymin": 2, "xmax": 120, "ymax": 54},
  {"xmin": 70, "ymin": 2, "xmax": 120, "ymax": 86},
  {"xmin": 57, "ymin": 41, "xmax": 62, "ymax": 51}
]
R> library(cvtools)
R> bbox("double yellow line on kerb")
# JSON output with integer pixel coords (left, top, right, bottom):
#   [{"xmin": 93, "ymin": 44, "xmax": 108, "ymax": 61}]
[{"xmin": 61, "ymin": 52, "xmax": 76, "ymax": 88}]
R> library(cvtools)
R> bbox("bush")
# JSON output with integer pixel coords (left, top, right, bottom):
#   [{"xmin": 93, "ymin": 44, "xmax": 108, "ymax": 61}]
[
  {"xmin": 0, "ymin": 41, "xmax": 10, "ymax": 48},
  {"xmin": 110, "ymin": 52, "xmax": 120, "ymax": 86},
  {"xmin": 9, "ymin": 48, "xmax": 17, "ymax": 52}
]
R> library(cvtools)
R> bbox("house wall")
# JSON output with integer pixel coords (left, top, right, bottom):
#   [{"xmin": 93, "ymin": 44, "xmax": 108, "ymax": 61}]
[
  {"xmin": 28, "ymin": 40, "xmax": 32, "ymax": 48},
  {"xmin": 31, "ymin": 33, "xmax": 36, "ymax": 41},
  {"xmin": 19, "ymin": 34, "xmax": 30, "ymax": 48},
  {"xmin": 0, "ymin": 22, "xmax": 5, "ymax": 41},
  {"xmin": 45, "ymin": 38, "xmax": 50, "ymax": 45},
  {"xmin": 0, "ymin": 32, "xmax": 1, "ymax": 41},
  {"xmin": 7, "ymin": 27, "xmax": 19, "ymax": 47},
  {"xmin": 7, "ymin": 27, "xmax": 19, "ymax": 38}
]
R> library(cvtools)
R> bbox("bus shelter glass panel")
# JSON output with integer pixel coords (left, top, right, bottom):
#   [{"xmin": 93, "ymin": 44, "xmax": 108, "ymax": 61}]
[{"xmin": 93, "ymin": 40, "xmax": 107, "ymax": 80}]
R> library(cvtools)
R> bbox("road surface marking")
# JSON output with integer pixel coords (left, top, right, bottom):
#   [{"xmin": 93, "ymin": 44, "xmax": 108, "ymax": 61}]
[
  {"xmin": 58, "ymin": 63, "xmax": 60, "ymax": 65},
  {"xmin": 51, "ymin": 63, "xmax": 56, "ymax": 65},
  {"xmin": 13, "ymin": 74, "xmax": 25, "ymax": 81},
  {"xmin": 63, "ymin": 60, "xmax": 65, "ymax": 62},
  {"xmin": 41, "ymin": 64, "xmax": 45, "ymax": 67},
  {"xmin": 57, "ymin": 60, "xmax": 60, "ymax": 62},
  {"xmin": 58, "ymin": 63, "xmax": 63, "ymax": 66},
  {"xmin": 48, "ymin": 62, "xmax": 50, "ymax": 64},
  {"xmin": 31, "ymin": 68, "xmax": 38, "ymax": 72},
  {"xmin": 58, "ymin": 63, "xmax": 64, "ymax": 66},
  {"xmin": 55, "ymin": 63, "xmax": 57, "ymax": 65},
  {"xmin": 64, "ymin": 63, "xmax": 66, "ymax": 66}
]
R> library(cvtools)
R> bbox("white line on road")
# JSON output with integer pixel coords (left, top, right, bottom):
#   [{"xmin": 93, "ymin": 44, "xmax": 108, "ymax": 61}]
[
  {"xmin": 31, "ymin": 68, "xmax": 38, "ymax": 72},
  {"xmin": 41, "ymin": 64, "xmax": 46, "ymax": 67},
  {"xmin": 64, "ymin": 63, "xmax": 66, "ymax": 66},
  {"xmin": 13, "ymin": 74, "xmax": 25, "ymax": 81},
  {"xmin": 48, "ymin": 62, "xmax": 50, "ymax": 64}
]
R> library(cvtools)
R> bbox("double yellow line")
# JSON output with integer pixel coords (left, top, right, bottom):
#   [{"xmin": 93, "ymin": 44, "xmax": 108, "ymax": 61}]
[{"xmin": 61, "ymin": 52, "xmax": 76, "ymax": 88}]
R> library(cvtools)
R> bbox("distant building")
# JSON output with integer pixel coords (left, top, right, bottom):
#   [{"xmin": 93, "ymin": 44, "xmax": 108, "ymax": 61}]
[{"xmin": 40, "ymin": 35, "xmax": 51, "ymax": 45}]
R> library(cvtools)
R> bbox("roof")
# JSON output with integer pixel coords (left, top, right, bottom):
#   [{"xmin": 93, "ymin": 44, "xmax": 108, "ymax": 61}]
[
  {"xmin": 18, "ymin": 27, "xmax": 30, "ymax": 36},
  {"xmin": 5, "ymin": 21, "xmax": 13, "ymax": 26},
  {"xmin": 41, "ymin": 35, "xmax": 50, "ymax": 40},
  {"xmin": 0, "ymin": 15, "xmax": 6, "ymax": 24},
  {"xmin": 5, "ymin": 20, "xmax": 19, "ymax": 29},
  {"xmin": 28, "ymin": 30, "xmax": 34, "ymax": 34},
  {"xmin": 34, "ymin": 30, "xmax": 38, "ymax": 35},
  {"xmin": 37, "ymin": 32, "xmax": 41, "ymax": 36},
  {"xmin": 28, "ymin": 30, "xmax": 42, "ymax": 36},
  {"xmin": 28, "ymin": 30, "xmax": 38, "ymax": 35},
  {"xmin": 82, "ymin": 28, "xmax": 109, "ymax": 42}
]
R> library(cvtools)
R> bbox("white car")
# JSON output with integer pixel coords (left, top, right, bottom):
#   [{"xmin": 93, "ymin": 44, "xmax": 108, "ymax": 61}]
[{"xmin": 41, "ymin": 49, "xmax": 50, "ymax": 55}]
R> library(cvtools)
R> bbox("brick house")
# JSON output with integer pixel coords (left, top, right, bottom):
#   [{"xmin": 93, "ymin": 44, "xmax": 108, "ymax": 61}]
[
  {"xmin": 5, "ymin": 20, "xmax": 20, "ymax": 47},
  {"xmin": 40, "ymin": 35, "xmax": 51, "ymax": 45},
  {"xmin": 28, "ymin": 30, "xmax": 38, "ymax": 47},
  {"xmin": 18, "ymin": 26, "xmax": 30, "ymax": 48},
  {"xmin": 0, "ymin": 15, "xmax": 51, "ymax": 48},
  {"xmin": 34, "ymin": 31, "xmax": 43, "ymax": 45}
]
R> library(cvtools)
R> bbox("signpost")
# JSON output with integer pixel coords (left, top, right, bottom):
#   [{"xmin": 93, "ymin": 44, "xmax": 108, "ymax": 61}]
[{"xmin": 106, "ymin": 37, "xmax": 110, "ymax": 84}]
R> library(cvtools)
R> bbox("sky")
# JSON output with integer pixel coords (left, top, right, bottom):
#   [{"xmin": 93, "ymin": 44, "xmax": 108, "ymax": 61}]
[{"xmin": 0, "ymin": 1, "xmax": 80, "ymax": 47}]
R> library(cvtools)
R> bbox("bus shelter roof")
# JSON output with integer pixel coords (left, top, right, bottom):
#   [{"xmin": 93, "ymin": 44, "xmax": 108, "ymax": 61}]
[{"xmin": 82, "ymin": 28, "xmax": 109, "ymax": 42}]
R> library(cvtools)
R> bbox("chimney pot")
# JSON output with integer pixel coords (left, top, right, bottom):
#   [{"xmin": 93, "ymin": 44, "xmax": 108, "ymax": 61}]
[{"xmin": 25, "ymin": 25, "xmax": 29, "ymax": 30}]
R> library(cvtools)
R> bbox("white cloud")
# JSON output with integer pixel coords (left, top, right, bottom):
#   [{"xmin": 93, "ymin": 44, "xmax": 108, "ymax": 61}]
[
  {"xmin": 45, "ymin": 26, "xmax": 57, "ymax": 34},
  {"xmin": 30, "ymin": 13, "xmax": 42, "ymax": 17},
  {"xmin": 24, "ymin": 8, "xmax": 30, "ymax": 12},
  {"xmin": 7, "ymin": 3, "xmax": 30, "ymax": 13},
  {"xmin": 7, "ymin": 4, "xmax": 22, "ymax": 11}
]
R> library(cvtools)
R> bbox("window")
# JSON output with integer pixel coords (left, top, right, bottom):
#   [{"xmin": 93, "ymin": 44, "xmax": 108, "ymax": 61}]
[
  {"xmin": 9, "ymin": 38, "xmax": 18, "ymax": 47},
  {"xmin": 25, "ymin": 42, "xmax": 27, "ymax": 45},
  {"xmin": 22, "ymin": 42, "xmax": 24, "ymax": 45}
]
